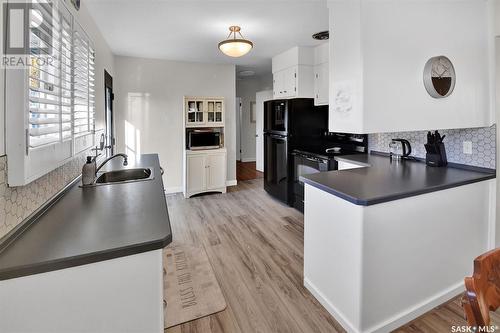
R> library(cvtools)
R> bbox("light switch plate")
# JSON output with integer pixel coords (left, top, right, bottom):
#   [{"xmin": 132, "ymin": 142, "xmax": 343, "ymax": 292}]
[{"xmin": 463, "ymin": 141, "xmax": 473, "ymax": 155}]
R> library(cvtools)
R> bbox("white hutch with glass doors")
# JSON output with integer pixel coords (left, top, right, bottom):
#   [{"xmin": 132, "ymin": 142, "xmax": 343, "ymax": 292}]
[
  {"xmin": 5, "ymin": 0, "xmax": 96, "ymax": 186},
  {"xmin": 183, "ymin": 96, "xmax": 227, "ymax": 198}
]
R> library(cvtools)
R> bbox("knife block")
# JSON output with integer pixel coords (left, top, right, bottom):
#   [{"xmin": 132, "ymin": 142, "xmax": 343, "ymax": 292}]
[{"xmin": 425, "ymin": 142, "xmax": 448, "ymax": 167}]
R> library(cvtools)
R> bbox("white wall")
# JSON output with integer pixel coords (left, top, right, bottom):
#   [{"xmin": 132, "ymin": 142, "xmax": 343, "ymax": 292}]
[
  {"xmin": 495, "ymin": 0, "xmax": 500, "ymax": 37},
  {"xmin": 113, "ymin": 56, "xmax": 236, "ymax": 192},
  {"xmin": 236, "ymin": 75, "xmax": 272, "ymax": 162},
  {"xmin": 329, "ymin": 0, "xmax": 492, "ymax": 134}
]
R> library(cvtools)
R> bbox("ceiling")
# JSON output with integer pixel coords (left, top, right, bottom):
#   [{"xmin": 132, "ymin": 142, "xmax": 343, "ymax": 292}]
[{"xmin": 84, "ymin": 0, "xmax": 329, "ymax": 78}]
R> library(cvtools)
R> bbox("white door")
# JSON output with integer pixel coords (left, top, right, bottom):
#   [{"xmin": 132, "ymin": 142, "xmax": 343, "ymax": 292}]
[
  {"xmin": 206, "ymin": 153, "xmax": 226, "ymax": 190},
  {"xmin": 187, "ymin": 154, "xmax": 206, "ymax": 193},
  {"xmin": 235, "ymin": 97, "xmax": 242, "ymax": 161},
  {"xmin": 255, "ymin": 90, "xmax": 273, "ymax": 172}
]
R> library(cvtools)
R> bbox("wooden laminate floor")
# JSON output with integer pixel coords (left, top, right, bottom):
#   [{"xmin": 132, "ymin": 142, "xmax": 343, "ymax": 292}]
[
  {"xmin": 165, "ymin": 179, "xmax": 499, "ymax": 333},
  {"xmin": 236, "ymin": 161, "xmax": 263, "ymax": 181}
]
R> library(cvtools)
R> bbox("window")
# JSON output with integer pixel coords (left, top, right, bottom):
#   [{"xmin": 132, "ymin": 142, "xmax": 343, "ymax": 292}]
[
  {"xmin": 73, "ymin": 22, "xmax": 95, "ymax": 137},
  {"xmin": 28, "ymin": 0, "xmax": 73, "ymax": 148},
  {"xmin": 5, "ymin": 0, "xmax": 97, "ymax": 186},
  {"xmin": 28, "ymin": 2, "xmax": 95, "ymax": 147}
]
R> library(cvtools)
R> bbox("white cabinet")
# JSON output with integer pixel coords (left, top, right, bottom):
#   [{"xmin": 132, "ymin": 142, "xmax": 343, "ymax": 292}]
[
  {"xmin": 186, "ymin": 154, "xmax": 207, "ymax": 194},
  {"xmin": 328, "ymin": 1, "xmax": 492, "ymax": 133},
  {"xmin": 314, "ymin": 63, "xmax": 329, "ymax": 106},
  {"xmin": 185, "ymin": 97, "xmax": 224, "ymax": 128},
  {"xmin": 184, "ymin": 149, "xmax": 227, "ymax": 197},
  {"xmin": 206, "ymin": 153, "xmax": 226, "ymax": 190},
  {"xmin": 273, "ymin": 67, "xmax": 297, "ymax": 98},
  {"xmin": 314, "ymin": 42, "xmax": 329, "ymax": 106},
  {"xmin": 272, "ymin": 47, "xmax": 314, "ymax": 99}
]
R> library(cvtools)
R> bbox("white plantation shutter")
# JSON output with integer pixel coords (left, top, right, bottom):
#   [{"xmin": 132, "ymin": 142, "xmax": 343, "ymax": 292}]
[
  {"xmin": 73, "ymin": 23, "xmax": 94, "ymax": 137},
  {"xmin": 89, "ymin": 46, "xmax": 96, "ymax": 131},
  {"xmin": 6, "ymin": 0, "xmax": 98, "ymax": 186},
  {"xmin": 28, "ymin": 3, "xmax": 95, "ymax": 148},
  {"xmin": 28, "ymin": 1, "xmax": 73, "ymax": 148}
]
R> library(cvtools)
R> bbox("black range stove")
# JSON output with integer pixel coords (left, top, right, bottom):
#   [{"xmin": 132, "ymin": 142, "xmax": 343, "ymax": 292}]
[{"xmin": 292, "ymin": 145, "xmax": 366, "ymax": 212}]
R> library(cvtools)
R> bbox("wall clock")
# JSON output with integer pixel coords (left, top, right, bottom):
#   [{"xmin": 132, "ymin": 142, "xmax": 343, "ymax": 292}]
[
  {"xmin": 423, "ymin": 56, "xmax": 456, "ymax": 98},
  {"xmin": 71, "ymin": 0, "xmax": 80, "ymax": 10}
]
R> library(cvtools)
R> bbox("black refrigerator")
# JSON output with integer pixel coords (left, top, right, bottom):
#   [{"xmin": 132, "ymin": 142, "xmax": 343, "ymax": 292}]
[{"xmin": 263, "ymin": 98, "xmax": 328, "ymax": 205}]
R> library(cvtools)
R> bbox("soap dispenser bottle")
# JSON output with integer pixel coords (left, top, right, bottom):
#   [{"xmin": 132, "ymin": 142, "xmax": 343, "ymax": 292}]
[{"xmin": 82, "ymin": 156, "xmax": 96, "ymax": 186}]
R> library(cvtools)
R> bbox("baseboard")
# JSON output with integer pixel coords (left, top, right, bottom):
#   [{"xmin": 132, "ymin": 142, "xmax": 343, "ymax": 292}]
[
  {"xmin": 226, "ymin": 180, "xmax": 237, "ymax": 186},
  {"xmin": 241, "ymin": 157, "xmax": 256, "ymax": 162},
  {"xmin": 304, "ymin": 277, "xmax": 464, "ymax": 333},
  {"xmin": 164, "ymin": 186, "xmax": 183, "ymax": 194},
  {"xmin": 367, "ymin": 282, "xmax": 464, "ymax": 333},
  {"xmin": 304, "ymin": 278, "xmax": 359, "ymax": 333}
]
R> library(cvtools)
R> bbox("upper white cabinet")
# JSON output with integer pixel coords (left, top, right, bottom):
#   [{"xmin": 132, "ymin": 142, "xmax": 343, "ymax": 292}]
[
  {"xmin": 185, "ymin": 97, "xmax": 224, "ymax": 128},
  {"xmin": 314, "ymin": 43, "xmax": 329, "ymax": 106},
  {"xmin": 328, "ymin": 0, "xmax": 492, "ymax": 134},
  {"xmin": 272, "ymin": 47, "xmax": 314, "ymax": 99},
  {"xmin": 273, "ymin": 67, "xmax": 296, "ymax": 98}
]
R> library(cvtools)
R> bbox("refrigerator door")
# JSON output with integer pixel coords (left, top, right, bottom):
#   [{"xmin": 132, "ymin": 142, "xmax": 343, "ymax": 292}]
[
  {"xmin": 264, "ymin": 133, "xmax": 289, "ymax": 204},
  {"xmin": 264, "ymin": 100, "xmax": 288, "ymax": 135}
]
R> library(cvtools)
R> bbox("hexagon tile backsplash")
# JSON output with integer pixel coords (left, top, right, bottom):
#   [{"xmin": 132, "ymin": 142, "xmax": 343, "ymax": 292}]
[
  {"xmin": 0, "ymin": 153, "xmax": 88, "ymax": 240},
  {"xmin": 368, "ymin": 125, "xmax": 496, "ymax": 169}
]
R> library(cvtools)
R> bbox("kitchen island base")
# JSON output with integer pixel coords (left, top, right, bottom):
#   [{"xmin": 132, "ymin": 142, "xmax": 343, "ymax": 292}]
[
  {"xmin": 0, "ymin": 250, "xmax": 164, "ymax": 333},
  {"xmin": 303, "ymin": 180, "xmax": 495, "ymax": 333}
]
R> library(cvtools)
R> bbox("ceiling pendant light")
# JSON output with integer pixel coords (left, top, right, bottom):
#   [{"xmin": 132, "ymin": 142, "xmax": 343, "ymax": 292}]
[{"xmin": 218, "ymin": 26, "xmax": 253, "ymax": 57}]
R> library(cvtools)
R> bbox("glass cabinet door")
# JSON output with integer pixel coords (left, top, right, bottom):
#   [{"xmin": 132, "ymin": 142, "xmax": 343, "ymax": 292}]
[
  {"xmin": 207, "ymin": 101, "xmax": 215, "ymax": 123},
  {"xmin": 205, "ymin": 99, "xmax": 223, "ymax": 125},
  {"xmin": 215, "ymin": 101, "xmax": 223, "ymax": 123},
  {"xmin": 186, "ymin": 99, "xmax": 205, "ymax": 125}
]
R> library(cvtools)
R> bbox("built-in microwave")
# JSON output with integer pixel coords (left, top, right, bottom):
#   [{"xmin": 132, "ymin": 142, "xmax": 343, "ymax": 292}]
[{"xmin": 187, "ymin": 129, "xmax": 222, "ymax": 150}]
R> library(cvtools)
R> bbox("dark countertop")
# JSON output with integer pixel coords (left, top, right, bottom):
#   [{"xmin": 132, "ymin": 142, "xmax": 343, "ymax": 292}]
[
  {"xmin": 301, "ymin": 153, "xmax": 496, "ymax": 206},
  {"xmin": 0, "ymin": 154, "xmax": 172, "ymax": 280}
]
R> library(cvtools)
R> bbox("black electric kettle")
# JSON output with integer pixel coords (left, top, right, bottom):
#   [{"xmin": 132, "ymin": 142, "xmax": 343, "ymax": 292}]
[{"xmin": 390, "ymin": 139, "xmax": 412, "ymax": 158}]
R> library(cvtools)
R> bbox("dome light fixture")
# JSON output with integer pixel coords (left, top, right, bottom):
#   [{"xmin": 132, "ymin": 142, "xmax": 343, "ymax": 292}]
[{"xmin": 218, "ymin": 26, "xmax": 253, "ymax": 57}]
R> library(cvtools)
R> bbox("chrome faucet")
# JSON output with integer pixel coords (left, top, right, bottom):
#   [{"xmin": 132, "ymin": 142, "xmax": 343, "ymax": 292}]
[
  {"xmin": 82, "ymin": 153, "xmax": 129, "ymax": 186},
  {"xmin": 95, "ymin": 153, "xmax": 128, "ymax": 175}
]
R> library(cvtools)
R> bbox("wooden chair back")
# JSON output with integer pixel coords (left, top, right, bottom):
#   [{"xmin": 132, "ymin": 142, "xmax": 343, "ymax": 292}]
[{"xmin": 462, "ymin": 248, "xmax": 500, "ymax": 326}]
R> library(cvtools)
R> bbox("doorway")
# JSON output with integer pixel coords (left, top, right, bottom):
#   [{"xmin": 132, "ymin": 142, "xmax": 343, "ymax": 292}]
[
  {"xmin": 104, "ymin": 70, "xmax": 114, "ymax": 157},
  {"xmin": 255, "ymin": 90, "xmax": 273, "ymax": 172}
]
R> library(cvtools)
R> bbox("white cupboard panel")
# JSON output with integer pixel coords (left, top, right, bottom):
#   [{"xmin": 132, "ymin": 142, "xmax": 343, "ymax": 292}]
[
  {"xmin": 314, "ymin": 62, "xmax": 329, "ymax": 106},
  {"xmin": 207, "ymin": 153, "xmax": 226, "ymax": 190},
  {"xmin": 186, "ymin": 154, "xmax": 206, "ymax": 194}
]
